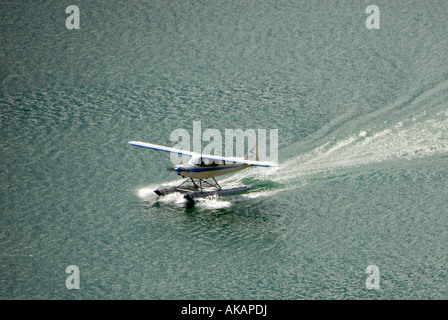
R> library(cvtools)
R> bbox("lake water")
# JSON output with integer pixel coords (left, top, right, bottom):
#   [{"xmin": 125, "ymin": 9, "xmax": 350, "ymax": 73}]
[{"xmin": 1, "ymin": 0, "xmax": 448, "ymax": 299}]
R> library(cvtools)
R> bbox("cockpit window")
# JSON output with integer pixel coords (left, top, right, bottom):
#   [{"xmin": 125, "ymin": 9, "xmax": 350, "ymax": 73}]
[
  {"xmin": 188, "ymin": 155, "xmax": 202, "ymax": 165},
  {"xmin": 188, "ymin": 155, "xmax": 223, "ymax": 166}
]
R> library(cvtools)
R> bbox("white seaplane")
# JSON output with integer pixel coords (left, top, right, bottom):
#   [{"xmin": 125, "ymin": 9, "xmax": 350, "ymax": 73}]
[{"xmin": 128, "ymin": 140, "xmax": 278, "ymax": 201}]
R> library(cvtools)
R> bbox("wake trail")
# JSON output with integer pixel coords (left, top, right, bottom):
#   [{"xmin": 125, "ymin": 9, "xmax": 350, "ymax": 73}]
[
  {"xmin": 138, "ymin": 80, "xmax": 448, "ymax": 204},
  {"xmin": 225, "ymin": 81, "xmax": 448, "ymax": 196}
]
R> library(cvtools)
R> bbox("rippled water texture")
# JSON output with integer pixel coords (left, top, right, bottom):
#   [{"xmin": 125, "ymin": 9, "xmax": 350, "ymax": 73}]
[{"xmin": 1, "ymin": 1, "xmax": 448, "ymax": 299}]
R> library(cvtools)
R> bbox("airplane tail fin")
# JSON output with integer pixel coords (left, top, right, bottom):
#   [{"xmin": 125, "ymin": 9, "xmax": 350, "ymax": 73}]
[{"xmin": 245, "ymin": 140, "xmax": 259, "ymax": 161}]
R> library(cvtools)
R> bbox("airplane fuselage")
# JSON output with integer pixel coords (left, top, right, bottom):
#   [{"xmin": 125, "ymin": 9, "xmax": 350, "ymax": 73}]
[{"xmin": 174, "ymin": 163, "xmax": 249, "ymax": 179}]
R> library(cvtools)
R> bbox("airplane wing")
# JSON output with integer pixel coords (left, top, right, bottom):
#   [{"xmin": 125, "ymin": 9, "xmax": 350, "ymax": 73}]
[
  {"xmin": 128, "ymin": 141, "xmax": 195, "ymax": 156},
  {"xmin": 128, "ymin": 141, "xmax": 278, "ymax": 167}
]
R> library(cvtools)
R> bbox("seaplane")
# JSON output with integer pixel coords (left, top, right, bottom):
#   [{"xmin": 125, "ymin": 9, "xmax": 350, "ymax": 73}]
[{"xmin": 128, "ymin": 140, "xmax": 278, "ymax": 202}]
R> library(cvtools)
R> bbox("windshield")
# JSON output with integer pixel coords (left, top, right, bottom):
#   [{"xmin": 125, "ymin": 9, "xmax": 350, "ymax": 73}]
[{"xmin": 188, "ymin": 155, "xmax": 202, "ymax": 165}]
